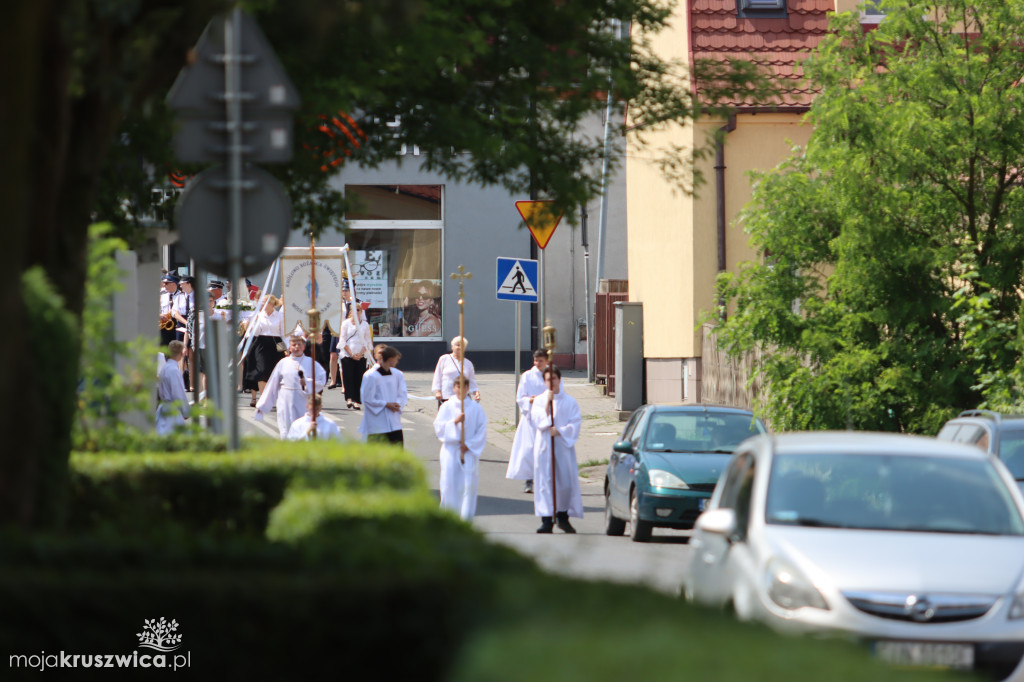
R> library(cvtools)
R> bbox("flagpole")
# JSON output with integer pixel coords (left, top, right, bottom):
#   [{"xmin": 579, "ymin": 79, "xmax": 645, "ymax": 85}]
[{"xmin": 308, "ymin": 236, "xmax": 320, "ymax": 439}]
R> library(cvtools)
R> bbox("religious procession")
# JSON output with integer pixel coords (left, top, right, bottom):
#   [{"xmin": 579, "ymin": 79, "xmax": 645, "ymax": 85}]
[{"xmin": 155, "ymin": 252, "xmax": 589, "ymax": 536}]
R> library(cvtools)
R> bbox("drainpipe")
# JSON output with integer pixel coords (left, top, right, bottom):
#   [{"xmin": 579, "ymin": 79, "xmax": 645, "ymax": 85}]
[{"xmin": 715, "ymin": 114, "xmax": 737, "ymax": 280}]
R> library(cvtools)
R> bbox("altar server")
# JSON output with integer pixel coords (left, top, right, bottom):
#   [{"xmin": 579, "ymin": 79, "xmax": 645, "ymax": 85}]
[
  {"xmin": 434, "ymin": 376, "xmax": 488, "ymax": 521},
  {"xmin": 254, "ymin": 333, "xmax": 326, "ymax": 438},
  {"xmin": 531, "ymin": 365, "xmax": 583, "ymax": 534}
]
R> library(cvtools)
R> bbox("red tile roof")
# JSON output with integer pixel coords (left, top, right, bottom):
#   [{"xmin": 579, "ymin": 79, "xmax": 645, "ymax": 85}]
[{"xmin": 690, "ymin": 0, "xmax": 833, "ymax": 109}]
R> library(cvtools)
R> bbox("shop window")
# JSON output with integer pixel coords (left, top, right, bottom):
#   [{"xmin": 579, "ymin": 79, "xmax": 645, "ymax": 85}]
[{"xmin": 345, "ymin": 185, "xmax": 443, "ymax": 339}]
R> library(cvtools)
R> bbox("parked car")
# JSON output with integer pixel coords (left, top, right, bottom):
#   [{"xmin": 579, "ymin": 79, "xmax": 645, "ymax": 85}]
[
  {"xmin": 938, "ymin": 410, "xmax": 1024, "ymax": 494},
  {"xmin": 683, "ymin": 432, "xmax": 1024, "ymax": 681},
  {"xmin": 603, "ymin": 404, "xmax": 766, "ymax": 542}
]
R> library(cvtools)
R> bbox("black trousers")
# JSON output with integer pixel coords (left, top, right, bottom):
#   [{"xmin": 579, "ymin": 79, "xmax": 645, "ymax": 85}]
[
  {"xmin": 341, "ymin": 357, "xmax": 364, "ymax": 403},
  {"xmin": 368, "ymin": 430, "xmax": 404, "ymax": 446}
]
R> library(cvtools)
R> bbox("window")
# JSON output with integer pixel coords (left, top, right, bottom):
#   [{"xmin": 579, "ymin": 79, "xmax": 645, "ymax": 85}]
[
  {"xmin": 737, "ymin": 0, "xmax": 787, "ymax": 19},
  {"xmin": 345, "ymin": 185, "xmax": 443, "ymax": 339},
  {"xmin": 860, "ymin": 0, "xmax": 887, "ymax": 22}
]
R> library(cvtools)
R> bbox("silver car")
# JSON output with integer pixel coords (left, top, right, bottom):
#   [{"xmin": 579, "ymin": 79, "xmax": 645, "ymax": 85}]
[{"xmin": 683, "ymin": 432, "xmax": 1024, "ymax": 680}]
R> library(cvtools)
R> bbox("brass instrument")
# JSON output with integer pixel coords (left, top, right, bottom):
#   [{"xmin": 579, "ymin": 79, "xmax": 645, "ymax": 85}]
[{"xmin": 160, "ymin": 312, "xmax": 174, "ymax": 331}]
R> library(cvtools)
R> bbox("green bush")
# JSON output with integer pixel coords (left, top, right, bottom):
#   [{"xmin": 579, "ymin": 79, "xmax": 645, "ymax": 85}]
[{"xmin": 67, "ymin": 441, "xmax": 425, "ymax": 538}]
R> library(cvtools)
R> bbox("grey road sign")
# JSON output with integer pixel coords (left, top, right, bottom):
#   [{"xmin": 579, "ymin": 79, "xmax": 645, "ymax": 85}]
[
  {"xmin": 167, "ymin": 11, "xmax": 300, "ymax": 163},
  {"xmin": 175, "ymin": 164, "xmax": 291, "ymax": 276}
]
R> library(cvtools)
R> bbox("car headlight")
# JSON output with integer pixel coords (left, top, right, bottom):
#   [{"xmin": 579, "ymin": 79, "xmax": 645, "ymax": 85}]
[
  {"xmin": 764, "ymin": 558, "xmax": 829, "ymax": 611},
  {"xmin": 1010, "ymin": 593, "xmax": 1024, "ymax": 620},
  {"xmin": 648, "ymin": 469, "xmax": 689, "ymax": 490}
]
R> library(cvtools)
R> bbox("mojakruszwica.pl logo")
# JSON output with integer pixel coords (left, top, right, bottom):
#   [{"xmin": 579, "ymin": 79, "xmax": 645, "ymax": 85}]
[{"xmin": 8, "ymin": 617, "xmax": 191, "ymax": 671}]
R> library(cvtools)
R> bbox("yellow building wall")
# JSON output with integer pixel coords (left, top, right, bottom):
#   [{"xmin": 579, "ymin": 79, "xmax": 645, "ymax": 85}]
[
  {"xmin": 625, "ymin": 0, "xmax": 697, "ymax": 359},
  {"xmin": 628, "ymin": 111, "xmax": 814, "ymax": 360}
]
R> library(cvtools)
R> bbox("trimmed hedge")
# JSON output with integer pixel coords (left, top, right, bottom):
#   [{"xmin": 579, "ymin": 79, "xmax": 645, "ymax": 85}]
[
  {"xmin": 0, "ymin": 442, "xmax": 983, "ymax": 681},
  {"xmin": 67, "ymin": 441, "xmax": 425, "ymax": 538}
]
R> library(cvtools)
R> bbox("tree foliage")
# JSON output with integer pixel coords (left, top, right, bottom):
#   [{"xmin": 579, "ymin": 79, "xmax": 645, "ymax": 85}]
[{"xmin": 714, "ymin": 0, "xmax": 1024, "ymax": 433}]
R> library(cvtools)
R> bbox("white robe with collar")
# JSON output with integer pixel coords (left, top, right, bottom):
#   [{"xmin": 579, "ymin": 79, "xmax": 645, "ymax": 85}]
[
  {"xmin": 358, "ymin": 368, "xmax": 408, "ymax": 438},
  {"xmin": 505, "ymin": 366, "xmax": 549, "ymax": 480},
  {"xmin": 434, "ymin": 397, "xmax": 488, "ymax": 521},
  {"xmin": 530, "ymin": 389, "xmax": 583, "ymax": 518},
  {"xmin": 286, "ymin": 413, "xmax": 343, "ymax": 441},
  {"xmin": 155, "ymin": 359, "xmax": 189, "ymax": 435},
  {"xmin": 254, "ymin": 355, "xmax": 327, "ymax": 438}
]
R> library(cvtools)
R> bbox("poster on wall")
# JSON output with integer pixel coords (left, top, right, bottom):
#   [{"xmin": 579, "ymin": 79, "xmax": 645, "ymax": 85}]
[
  {"xmin": 280, "ymin": 248, "xmax": 346, "ymax": 336},
  {"xmin": 350, "ymin": 250, "xmax": 388, "ymax": 310}
]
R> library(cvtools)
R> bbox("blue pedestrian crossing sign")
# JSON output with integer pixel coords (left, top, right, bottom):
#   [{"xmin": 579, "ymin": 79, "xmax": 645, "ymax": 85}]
[{"xmin": 496, "ymin": 257, "xmax": 539, "ymax": 302}]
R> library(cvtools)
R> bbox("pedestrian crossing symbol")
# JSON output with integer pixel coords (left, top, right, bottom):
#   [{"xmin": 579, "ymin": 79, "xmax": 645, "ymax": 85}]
[{"xmin": 496, "ymin": 257, "xmax": 539, "ymax": 303}]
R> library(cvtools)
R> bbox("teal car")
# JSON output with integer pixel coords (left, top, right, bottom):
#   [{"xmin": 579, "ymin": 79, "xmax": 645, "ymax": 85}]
[{"xmin": 604, "ymin": 405, "xmax": 767, "ymax": 542}]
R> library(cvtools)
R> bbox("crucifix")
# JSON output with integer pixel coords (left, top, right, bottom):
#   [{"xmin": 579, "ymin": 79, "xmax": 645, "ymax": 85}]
[
  {"xmin": 307, "ymin": 237, "xmax": 321, "ymax": 439},
  {"xmin": 450, "ymin": 265, "xmax": 472, "ymax": 463}
]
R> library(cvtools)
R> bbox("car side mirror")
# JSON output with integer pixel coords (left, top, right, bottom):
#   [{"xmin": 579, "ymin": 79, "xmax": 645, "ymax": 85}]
[
  {"xmin": 613, "ymin": 441, "xmax": 634, "ymax": 455},
  {"xmin": 695, "ymin": 507, "xmax": 737, "ymax": 538}
]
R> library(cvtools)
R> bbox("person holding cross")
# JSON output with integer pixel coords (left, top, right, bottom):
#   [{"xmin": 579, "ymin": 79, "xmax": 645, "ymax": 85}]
[
  {"xmin": 434, "ymin": 375, "xmax": 488, "ymax": 521},
  {"xmin": 254, "ymin": 331, "xmax": 326, "ymax": 438},
  {"xmin": 530, "ymin": 364, "xmax": 583, "ymax": 533}
]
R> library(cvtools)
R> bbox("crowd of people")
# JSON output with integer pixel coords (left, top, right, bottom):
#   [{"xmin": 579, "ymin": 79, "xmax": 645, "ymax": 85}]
[{"xmin": 155, "ymin": 271, "xmax": 583, "ymax": 534}]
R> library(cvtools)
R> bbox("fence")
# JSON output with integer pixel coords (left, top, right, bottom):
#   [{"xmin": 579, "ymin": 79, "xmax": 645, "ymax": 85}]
[
  {"xmin": 594, "ymin": 280, "xmax": 628, "ymax": 395},
  {"xmin": 700, "ymin": 323, "xmax": 763, "ymax": 410}
]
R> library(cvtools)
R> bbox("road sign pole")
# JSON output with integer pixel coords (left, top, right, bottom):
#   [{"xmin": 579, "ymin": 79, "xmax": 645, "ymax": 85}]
[
  {"xmin": 225, "ymin": 8, "xmax": 243, "ymax": 450},
  {"xmin": 514, "ymin": 301, "xmax": 521, "ymax": 424},
  {"xmin": 538, "ymin": 249, "xmax": 545, "ymax": 349}
]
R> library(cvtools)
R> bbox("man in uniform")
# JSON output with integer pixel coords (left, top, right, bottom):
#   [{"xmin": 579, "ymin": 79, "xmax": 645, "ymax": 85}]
[{"xmin": 159, "ymin": 273, "xmax": 181, "ymax": 346}]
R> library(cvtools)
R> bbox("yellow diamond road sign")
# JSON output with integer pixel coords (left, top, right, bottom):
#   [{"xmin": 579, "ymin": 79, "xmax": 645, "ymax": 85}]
[{"xmin": 516, "ymin": 200, "xmax": 563, "ymax": 250}]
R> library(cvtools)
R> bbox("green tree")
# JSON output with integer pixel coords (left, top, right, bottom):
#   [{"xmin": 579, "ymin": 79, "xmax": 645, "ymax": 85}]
[
  {"xmin": 714, "ymin": 0, "xmax": 1024, "ymax": 434},
  {"xmin": 1, "ymin": 0, "xmax": 769, "ymax": 528}
]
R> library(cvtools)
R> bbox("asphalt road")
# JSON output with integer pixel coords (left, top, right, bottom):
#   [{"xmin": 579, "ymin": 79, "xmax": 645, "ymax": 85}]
[{"xmin": 238, "ymin": 367, "xmax": 693, "ymax": 595}]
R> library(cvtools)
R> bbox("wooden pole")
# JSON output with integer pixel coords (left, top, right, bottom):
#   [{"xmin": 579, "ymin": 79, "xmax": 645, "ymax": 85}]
[
  {"xmin": 450, "ymin": 265, "xmax": 473, "ymax": 463},
  {"xmin": 543, "ymin": 322, "xmax": 557, "ymax": 517},
  {"xmin": 309, "ymin": 238, "xmax": 318, "ymax": 439}
]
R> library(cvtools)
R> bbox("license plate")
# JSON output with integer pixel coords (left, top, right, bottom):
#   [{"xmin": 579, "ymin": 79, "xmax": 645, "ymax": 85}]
[
  {"xmin": 873, "ymin": 641, "xmax": 974, "ymax": 670},
  {"xmin": 698, "ymin": 498, "xmax": 709, "ymax": 512}
]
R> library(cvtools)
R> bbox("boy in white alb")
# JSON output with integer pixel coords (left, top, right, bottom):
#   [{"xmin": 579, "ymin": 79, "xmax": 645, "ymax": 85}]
[
  {"xmin": 358, "ymin": 346, "xmax": 408, "ymax": 445},
  {"xmin": 505, "ymin": 349, "xmax": 550, "ymax": 493},
  {"xmin": 254, "ymin": 334, "xmax": 326, "ymax": 438},
  {"xmin": 287, "ymin": 394, "xmax": 344, "ymax": 441},
  {"xmin": 434, "ymin": 376, "xmax": 488, "ymax": 521},
  {"xmin": 531, "ymin": 365, "xmax": 583, "ymax": 534}
]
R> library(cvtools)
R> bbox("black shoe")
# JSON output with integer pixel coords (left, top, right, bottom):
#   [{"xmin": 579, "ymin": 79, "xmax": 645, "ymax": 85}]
[
  {"xmin": 327, "ymin": 382, "xmax": 339, "ymax": 390},
  {"xmin": 523, "ymin": 480, "xmax": 533, "ymax": 494},
  {"xmin": 556, "ymin": 512, "xmax": 576, "ymax": 534},
  {"xmin": 536, "ymin": 517, "xmax": 554, "ymax": 534}
]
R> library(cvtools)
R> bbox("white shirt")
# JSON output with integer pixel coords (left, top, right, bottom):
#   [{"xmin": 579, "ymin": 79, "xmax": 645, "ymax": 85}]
[
  {"xmin": 249, "ymin": 309, "xmax": 284, "ymax": 337},
  {"xmin": 431, "ymin": 353, "xmax": 480, "ymax": 399},
  {"xmin": 340, "ymin": 319, "xmax": 372, "ymax": 359}
]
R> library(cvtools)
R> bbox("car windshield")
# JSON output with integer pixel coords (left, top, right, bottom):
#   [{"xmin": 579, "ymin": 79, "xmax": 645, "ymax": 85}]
[
  {"xmin": 764, "ymin": 453, "xmax": 1024, "ymax": 535},
  {"xmin": 643, "ymin": 413, "xmax": 764, "ymax": 453},
  {"xmin": 998, "ymin": 431, "xmax": 1024, "ymax": 480}
]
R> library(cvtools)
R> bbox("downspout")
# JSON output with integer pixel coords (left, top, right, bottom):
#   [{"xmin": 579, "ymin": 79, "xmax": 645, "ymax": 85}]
[{"xmin": 715, "ymin": 114, "xmax": 737, "ymax": 280}]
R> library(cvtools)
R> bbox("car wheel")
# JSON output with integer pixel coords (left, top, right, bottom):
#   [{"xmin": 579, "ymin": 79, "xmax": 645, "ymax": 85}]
[
  {"xmin": 630, "ymin": 488, "xmax": 652, "ymax": 542},
  {"xmin": 604, "ymin": 483, "xmax": 626, "ymax": 536}
]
